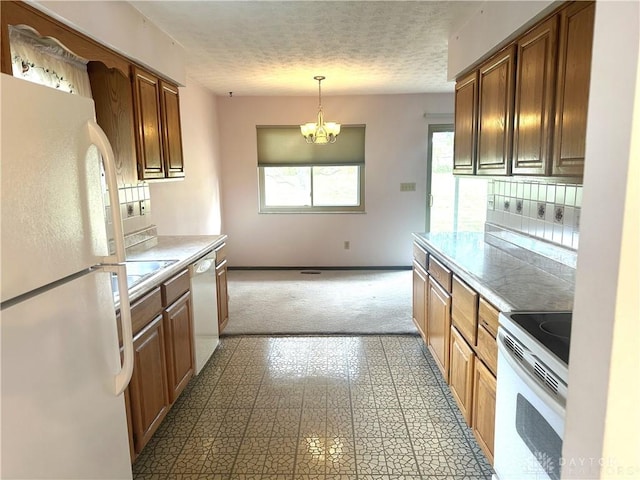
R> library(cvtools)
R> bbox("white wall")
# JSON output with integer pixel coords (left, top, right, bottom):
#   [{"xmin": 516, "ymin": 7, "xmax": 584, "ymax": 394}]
[
  {"xmin": 563, "ymin": 2, "xmax": 640, "ymax": 478},
  {"xmin": 217, "ymin": 93, "xmax": 453, "ymax": 267},
  {"xmin": 150, "ymin": 78, "xmax": 223, "ymax": 235}
]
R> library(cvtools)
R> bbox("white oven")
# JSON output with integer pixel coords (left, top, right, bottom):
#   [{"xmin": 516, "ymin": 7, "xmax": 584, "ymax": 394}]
[{"xmin": 493, "ymin": 313, "xmax": 571, "ymax": 480}]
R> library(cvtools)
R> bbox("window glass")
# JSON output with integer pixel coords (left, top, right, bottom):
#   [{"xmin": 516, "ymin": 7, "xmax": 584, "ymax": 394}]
[
  {"xmin": 312, "ymin": 166, "xmax": 359, "ymax": 206},
  {"xmin": 264, "ymin": 167, "xmax": 311, "ymax": 207}
]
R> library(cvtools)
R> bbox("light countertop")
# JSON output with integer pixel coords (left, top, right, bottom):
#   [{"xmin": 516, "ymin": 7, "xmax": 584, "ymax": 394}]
[
  {"xmin": 413, "ymin": 231, "xmax": 575, "ymax": 312},
  {"xmin": 117, "ymin": 234, "xmax": 227, "ymax": 306}
]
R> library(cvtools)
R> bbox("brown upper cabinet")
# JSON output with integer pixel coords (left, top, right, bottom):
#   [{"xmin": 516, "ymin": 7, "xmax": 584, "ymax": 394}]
[
  {"xmin": 552, "ymin": 1, "xmax": 595, "ymax": 176},
  {"xmin": 453, "ymin": 71, "xmax": 478, "ymax": 175},
  {"xmin": 512, "ymin": 16, "xmax": 559, "ymax": 175},
  {"xmin": 1, "ymin": 2, "xmax": 185, "ymax": 183},
  {"xmin": 476, "ymin": 46, "xmax": 516, "ymax": 176},
  {"xmin": 159, "ymin": 82, "xmax": 185, "ymax": 178},
  {"xmin": 88, "ymin": 62, "xmax": 138, "ymax": 186},
  {"xmin": 132, "ymin": 66, "xmax": 185, "ymax": 180},
  {"xmin": 454, "ymin": 1, "xmax": 595, "ymax": 179}
]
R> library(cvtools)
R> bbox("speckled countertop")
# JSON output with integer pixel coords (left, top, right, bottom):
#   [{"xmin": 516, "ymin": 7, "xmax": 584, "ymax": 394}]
[
  {"xmin": 118, "ymin": 234, "xmax": 227, "ymax": 306},
  {"xmin": 413, "ymin": 231, "xmax": 576, "ymax": 312}
]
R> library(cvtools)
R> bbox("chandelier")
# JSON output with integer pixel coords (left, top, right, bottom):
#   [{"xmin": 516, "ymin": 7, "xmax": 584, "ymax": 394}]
[{"xmin": 300, "ymin": 76, "xmax": 341, "ymax": 144}]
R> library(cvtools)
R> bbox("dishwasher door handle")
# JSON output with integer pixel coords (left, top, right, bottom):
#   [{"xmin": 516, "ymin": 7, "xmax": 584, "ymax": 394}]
[{"xmin": 194, "ymin": 259, "xmax": 215, "ymax": 274}]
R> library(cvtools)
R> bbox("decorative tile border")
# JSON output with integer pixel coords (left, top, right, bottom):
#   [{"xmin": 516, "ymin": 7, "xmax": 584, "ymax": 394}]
[{"xmin": 486, "ymin": 179, "xmax": 582, "ymax": 250}]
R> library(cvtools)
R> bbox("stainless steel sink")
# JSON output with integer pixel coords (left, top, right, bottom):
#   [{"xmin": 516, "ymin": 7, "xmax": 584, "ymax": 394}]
[
  {"xmin": 125, "ymin": 260, "xmax": 179, "ymax": 279},
  {"xmin": 111, "ymin": 259, "xmax": 179, "ymax": 296}
]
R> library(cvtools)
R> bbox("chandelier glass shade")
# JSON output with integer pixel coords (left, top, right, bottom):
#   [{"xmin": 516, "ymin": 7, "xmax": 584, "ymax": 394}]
[{"xmin": 300, "ymin": 76, "xmax": 341, "ymax": 144}]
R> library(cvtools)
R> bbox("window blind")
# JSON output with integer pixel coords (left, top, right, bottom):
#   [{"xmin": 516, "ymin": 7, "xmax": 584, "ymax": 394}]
[{"xmin": 257, "ymin": 125, "xmax": 365, "ymax": 166}]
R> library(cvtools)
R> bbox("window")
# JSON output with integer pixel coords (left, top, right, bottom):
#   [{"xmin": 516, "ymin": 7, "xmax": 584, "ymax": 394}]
[
  {"xmin": 426, "ymin": 125, "xmax": 487, "ymax": 232},
  {"xmin": 257, "ymin": 126, "xmax": 365, "ymax": 213}
]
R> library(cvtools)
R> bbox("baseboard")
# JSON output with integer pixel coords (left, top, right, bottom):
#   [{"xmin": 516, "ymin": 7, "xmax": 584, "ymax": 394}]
[{"xmin": 227, "ymin": 266, "xmax": 412, "ymax": 271}]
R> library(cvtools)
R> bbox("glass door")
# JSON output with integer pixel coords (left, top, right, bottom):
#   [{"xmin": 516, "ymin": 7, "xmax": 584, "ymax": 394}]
[{"xmin": 426, "ymin": 125, "xmax": 488, "ymax": 232}]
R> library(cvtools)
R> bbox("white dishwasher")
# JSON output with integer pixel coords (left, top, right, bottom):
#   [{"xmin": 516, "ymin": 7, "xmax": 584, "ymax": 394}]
[{"xmin": 189, "ymin": 250, "xmax": 219, "ymax": 375}]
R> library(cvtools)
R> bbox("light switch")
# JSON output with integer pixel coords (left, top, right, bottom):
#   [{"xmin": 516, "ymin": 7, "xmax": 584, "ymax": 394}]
[{"xmin": 400, "ymin": 182, "xmax": 416, "ymax": 192}]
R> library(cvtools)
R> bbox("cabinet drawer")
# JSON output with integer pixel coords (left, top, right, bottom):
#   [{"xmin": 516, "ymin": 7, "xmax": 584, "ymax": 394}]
[
  {"xmin": 478, "ymin": 298, "xmax": 499, "ymax": 338},
  {"xmin": 131, "ymin": 287, "xmax": 162, "ymax": 337},
  {"xmin": 214, "ymin": 243, "xmax": 227, "ymax": 266},
  {"xmin": 452, "ymin": 276, "xmax": 479, "ymax": 346},
  {"xmin": 161, "ymin": 269, "xmax": 190, "ymax": 306},
  {"xmin": 476, "ymin": 325, "xmax": 498, "ymax": 375},
  {"xmin": 428, "ymin": 256, "xmax": 452, "ymax": 293},
  {"xmin": 413, "ymin": 243, "xmax": 428, "ymax": 269}
]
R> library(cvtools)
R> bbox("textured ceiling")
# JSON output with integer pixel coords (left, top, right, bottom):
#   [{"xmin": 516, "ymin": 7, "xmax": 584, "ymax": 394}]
[{"xmin": 130, "ymin": 1, "xmax": 477, "ymax": 96}]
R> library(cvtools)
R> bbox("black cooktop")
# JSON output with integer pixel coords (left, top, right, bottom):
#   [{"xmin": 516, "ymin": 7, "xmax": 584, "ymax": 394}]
[{"xmin": 509, "ymin": 312, "xmax": 572, "ymax": 365}]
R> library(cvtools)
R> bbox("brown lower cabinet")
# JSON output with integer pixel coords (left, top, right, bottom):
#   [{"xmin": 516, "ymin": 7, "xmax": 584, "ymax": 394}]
[
  {"xmin": 128, "ymin": 314, "xmax": 169, "ymax": 453},
  {"xmin": 215, "ymin": 243, "xmax": 229, "ymax": 333},
  {"xmin": 412, "ymin": 241, "xmax": 499, "ymax": 465},
  {"xmin": 449, "ymin": 326, "xmax": 475, "ymax": 424},
  {"xmin": 427, "ymin": 276, "xmax": 451, "ymax": 382},
  {"xmin": 472, "ymin": 358, "xmax": 497, "ymax": 464},
  {"xmin": 163, "ymin": 291, "xmax": 194, "ymax": 403},
  {"xmin": 412, "ymin": 260, "xmax": 428, "ymax": 341},
  {"xmin": 125, "ymin": 269, "xmax": 195, "ymax": 460}
]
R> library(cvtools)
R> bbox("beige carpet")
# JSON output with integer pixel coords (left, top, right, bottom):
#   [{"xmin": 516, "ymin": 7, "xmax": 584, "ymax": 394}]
[{"xmin": 223, "ymin": 269, "xmax": 418, "ymax": 335}]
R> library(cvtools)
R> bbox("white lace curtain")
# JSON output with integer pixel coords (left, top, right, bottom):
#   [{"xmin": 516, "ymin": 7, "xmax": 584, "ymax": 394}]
[{"xmin": 9, "ymin": 25, "xmax": 93, "ymax": 98}]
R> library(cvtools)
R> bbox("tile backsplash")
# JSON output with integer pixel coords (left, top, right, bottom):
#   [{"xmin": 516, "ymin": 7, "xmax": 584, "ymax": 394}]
[
  {"xmin": 105, "ymin": 183, "xmax": 152, "ymax": 239},
  {"xmin": 486, "ymin": 179, "xmax": 582, "ymax": 249}
]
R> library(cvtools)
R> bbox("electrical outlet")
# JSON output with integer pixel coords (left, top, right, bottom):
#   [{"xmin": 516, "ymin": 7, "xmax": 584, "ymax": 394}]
[
  {"xmin": 344, "ymin": 241, "xmax": 350, "ymax": 250},
  {"xmin": 400, "ymin": 182, "xmax": 416, "ymax": 192}
]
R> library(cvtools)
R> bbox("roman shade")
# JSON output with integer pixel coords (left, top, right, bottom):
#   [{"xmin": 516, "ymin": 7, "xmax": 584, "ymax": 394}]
[{"xmin": 257, "ymin": 125, "xmax": 365, "ymax": 166}]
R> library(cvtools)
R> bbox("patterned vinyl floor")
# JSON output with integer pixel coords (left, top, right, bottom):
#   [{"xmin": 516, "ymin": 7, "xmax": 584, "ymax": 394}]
[{"xmin": 132, "ymin": 335, "xmax": 494, "ymax": 479}]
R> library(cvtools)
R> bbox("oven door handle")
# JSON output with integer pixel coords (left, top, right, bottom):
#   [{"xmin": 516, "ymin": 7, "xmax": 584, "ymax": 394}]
[{"xmin": 498, "ymin": 334, "xmax": 566, "ymax": 417}]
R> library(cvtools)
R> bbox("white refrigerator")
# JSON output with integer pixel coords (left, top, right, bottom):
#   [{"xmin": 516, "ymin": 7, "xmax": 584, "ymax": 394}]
[{"xmin": 0, "ymin": 74, "xmax": 135, "ymax": 479}]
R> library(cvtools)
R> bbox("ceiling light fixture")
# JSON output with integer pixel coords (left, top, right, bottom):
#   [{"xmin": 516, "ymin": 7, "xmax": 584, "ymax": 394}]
[{"xmin": 300, "ymin": 75, "xmax": 341, "ymax": 145}]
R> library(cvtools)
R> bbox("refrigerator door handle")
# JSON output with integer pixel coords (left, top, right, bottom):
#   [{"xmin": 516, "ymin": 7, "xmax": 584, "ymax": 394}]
[
  {"xmin": 103, "ymin": 264, "xmax": 134, "ymax": 395},
  {"xmin": 86, "ymin": 119, "xmax": 126, "ymax": 265}
]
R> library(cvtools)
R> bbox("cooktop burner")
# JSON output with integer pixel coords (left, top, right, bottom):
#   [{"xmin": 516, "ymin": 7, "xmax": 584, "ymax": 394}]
[{"xmin": 507, "ymin": 312, "xmax": 572, "ymax": 365}]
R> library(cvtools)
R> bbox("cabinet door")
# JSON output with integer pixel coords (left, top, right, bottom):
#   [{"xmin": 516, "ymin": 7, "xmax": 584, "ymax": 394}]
[
  {"xmin": 164, "ymin": 291, "xmax": 195, "ymax": 403},
  {"xmin": 451, "ymin": 275, "xmax": 478, "ymax": 346},
  {"xmin": 472, "ymin": 359, "xmax": 497, "ymax": 465},
  {"xmin": 453, "ymin": 71, "xmax": 478, "ymax": 175},
  {"xmin": 412, "ymin": 260, "xmax": 428, "ymax": 342},
  {"xmin": 449, "ymin": 326, "xmax": 475, "ymax": 425},
  {"xmin": 131, "ymin": 66, "xmax": 165, "ymax": 180},
  {"xmin": 477, "ymin": 46, "xmax": 516, "ymax": 176},
  {"xmin": 87, "ymin": 62, "xmax": 138, "ymax": 185},
  {"xmin": 129, "ymin": 314, "xmax": 170, "ymax": 453},
  {"xmin": 427, "ymin": 276, "xmax": 451, "ymax": 382},
  {"xmin": 512, "ymin": 16, "xmax": 559, "ymax": 175},
  {"xmin": 159, "ymin": 81, "xmax": 185, "ymax": 178},
  {"xmin": 216, "ymin": 259, "xmax": 229, "ymax": 333},
  {"xmin": 552, "ymin": 1, "xmax": 595, "ymax": 176}
]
